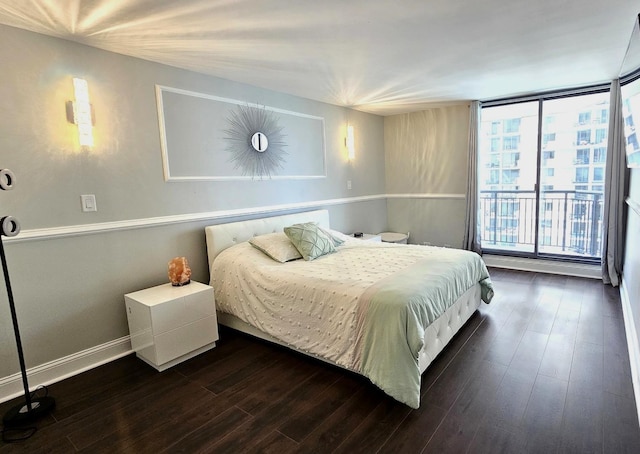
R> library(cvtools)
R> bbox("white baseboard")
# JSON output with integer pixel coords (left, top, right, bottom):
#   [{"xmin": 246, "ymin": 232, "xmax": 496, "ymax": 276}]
[
  {"xmin": 620, "ymin": 277, "xmax": 640, "ymax": 427},
  {"xmin": 483, "ymin": 255, "xmax": 601, "ymax": 279},
  {"xmin": 0, "ymin": 336, "xmax": 132, "ymax": 404}
]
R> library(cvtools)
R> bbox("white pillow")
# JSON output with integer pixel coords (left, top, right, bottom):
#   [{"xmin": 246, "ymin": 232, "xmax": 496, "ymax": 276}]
[{"xmin": 249, "ymin": 233, "xmax": 302, "ymax": 262}]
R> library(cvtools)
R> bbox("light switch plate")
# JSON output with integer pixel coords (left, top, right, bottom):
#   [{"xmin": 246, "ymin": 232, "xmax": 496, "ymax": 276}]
[{"xmin": 81, "ymin": 194, "xmax": 97, "ymax": 212}]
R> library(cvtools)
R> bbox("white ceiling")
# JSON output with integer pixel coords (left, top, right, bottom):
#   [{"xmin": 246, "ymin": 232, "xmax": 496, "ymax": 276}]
[{"xmin": 0, "ymin": 0, "xmax": 638, "ymax": 115}]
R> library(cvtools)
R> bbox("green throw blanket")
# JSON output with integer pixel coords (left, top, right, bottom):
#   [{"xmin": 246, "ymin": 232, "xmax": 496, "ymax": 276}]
[{"xmin": 355, "ymin": 248, "xmax": 493, "ymax": 409}]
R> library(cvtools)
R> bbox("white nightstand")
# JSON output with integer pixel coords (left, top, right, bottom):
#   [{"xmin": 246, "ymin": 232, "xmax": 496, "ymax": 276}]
[
  {"xmin": 352, "ymin": 233, "xmax": 382, "ymax": 242},
  {"xmin": 124, "ymin": 281, "xmax": 219, "ymax": 371}
]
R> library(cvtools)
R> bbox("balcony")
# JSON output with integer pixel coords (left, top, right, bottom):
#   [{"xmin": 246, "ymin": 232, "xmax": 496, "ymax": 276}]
[{"xmin": 479, "ymin": 190, "xmax": 603, "ymax": 259}]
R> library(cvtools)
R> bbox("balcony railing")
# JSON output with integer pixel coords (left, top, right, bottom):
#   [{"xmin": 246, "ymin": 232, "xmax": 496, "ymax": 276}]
[{"xmin": 479, "ymin": 190, "xmax": 603, "ymax": 258}]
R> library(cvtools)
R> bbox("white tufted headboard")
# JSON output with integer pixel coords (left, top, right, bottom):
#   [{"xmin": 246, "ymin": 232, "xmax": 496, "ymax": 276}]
[{"xmin": 204, "ymin": 209, "xmax": 330, "ymax": 271}]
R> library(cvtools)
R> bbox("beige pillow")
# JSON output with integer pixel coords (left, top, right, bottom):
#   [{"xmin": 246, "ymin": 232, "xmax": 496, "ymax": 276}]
[{"xmin": 249, "ymin": 232, "xmax": 302, "ymax": 262}]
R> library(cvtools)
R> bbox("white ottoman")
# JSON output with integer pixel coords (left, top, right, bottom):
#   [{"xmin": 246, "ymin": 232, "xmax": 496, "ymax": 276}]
[{"xmin": 379, "ymin": 232, "xmax": 409, "ymax": 244}]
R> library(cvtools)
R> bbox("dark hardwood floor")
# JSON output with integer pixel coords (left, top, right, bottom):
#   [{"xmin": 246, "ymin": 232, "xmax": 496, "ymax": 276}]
[{"xmin": 1, "ymin": 269, "xmax": 639, "ymax": 453}]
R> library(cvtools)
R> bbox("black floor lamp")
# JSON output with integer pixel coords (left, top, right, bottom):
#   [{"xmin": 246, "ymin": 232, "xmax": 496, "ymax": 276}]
[{"xmin": 1, "ymin": 168, "xmax": 55, "ymax": 430}]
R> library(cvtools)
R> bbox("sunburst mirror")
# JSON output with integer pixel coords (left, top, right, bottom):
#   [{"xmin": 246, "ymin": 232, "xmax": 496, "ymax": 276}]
[{"xmin": 224, "ymin": 104, "xmax": 287, "ymax": 178}]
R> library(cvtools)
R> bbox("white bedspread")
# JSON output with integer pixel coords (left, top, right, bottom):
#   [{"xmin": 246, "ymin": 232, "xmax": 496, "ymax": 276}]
[{"xmin": 211, "ymin": 239, "xmax": 485, "ymax": 371}]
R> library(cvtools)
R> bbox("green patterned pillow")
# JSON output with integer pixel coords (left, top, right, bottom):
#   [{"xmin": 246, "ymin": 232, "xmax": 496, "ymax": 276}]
[
  {"xmin": 284, "ymin": 222, "xmax": 336, "ymax": 261},
  {"xmin": 318, "ymin": 226, "xmax": 346, "ymax": 246}
]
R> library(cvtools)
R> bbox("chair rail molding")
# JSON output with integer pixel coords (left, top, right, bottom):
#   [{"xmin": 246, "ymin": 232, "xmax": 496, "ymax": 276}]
[{"xmin": 6, "ymin": 193, "xmax": 465, "ymax": 243}]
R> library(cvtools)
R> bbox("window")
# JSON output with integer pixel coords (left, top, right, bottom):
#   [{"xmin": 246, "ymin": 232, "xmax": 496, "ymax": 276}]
[
  {"xmin": 593, "ymin": 147, "xmax": 606, "ymax": 163},
  {"xmin": 499, "ymin": 201, "xmax": 516, "ymax": 216},
  {"xmin": 505, "ymin": 219, "xmax": 518, "ymax": 228},
  {"xmin": 504, "ymin": 118, "xmax": 521, "ymax": 133},
  {"xmin": 479, "ymin": 91, "xmax": 609, "ymax": 260},
  {"xmin": 491, "ymin": 138, "xmax": 500, "ymax": 152},
  {"xmin": 573, "ymin": 203, "xmax": 586, "ymax": 219},
  {"xmin": 592, "ymin": 185, "xmax": 604, "ymax": 192},
  {"xmin": 576, "ymin": 148, "xmax": 590, "ymax": 164},
  {"xmin": 577, "ymin": 130, "xmax": 591, "ymax": 144},
  {"xmin": 578, "ymin": 112, "xmax": 591, "ymax": 125},
  {"xmin": 503, "ymin": 136, "xmax": 520, "ymax": 150},
  {"xmin": 502, "ymin": 152, "xmax": 519, "ymax": 167},
  {"xmin": 572, "ymin": 221, "xmax": 586, "ymax": 236},
  {"xmin": 624, "ymin": 110, "xmax": 635, "ymax": 128},
  {"xmin": 598, "ymin": 109, "xmax": 608, "ymax": 124},
  {"xmin": 499, "ymin": 232, "xmax": 517, "ymax": 243},
  {"xmin": 575, "ymin": 167, "xmax": 589, "ymax": 183},
  {"xmin": 501, "ymin": 169, "xmax": 519, "ymax": 184},
  {"xmin": 593, "ymin": 167, "xmax": 604, "ymax": 182},
  {"xmin": 629, "ymin": 133, "xmax": 639, "ymax": 152}
]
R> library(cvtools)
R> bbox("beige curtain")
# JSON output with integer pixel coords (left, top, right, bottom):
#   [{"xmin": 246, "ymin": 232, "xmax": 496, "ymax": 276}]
[
  {"xmin": 463, "ymin": 101, "xmax": 482, "ymax": 254},
  {"xmin": 601, "ymin": 80, "xmax": 628, "ymax": 286}
]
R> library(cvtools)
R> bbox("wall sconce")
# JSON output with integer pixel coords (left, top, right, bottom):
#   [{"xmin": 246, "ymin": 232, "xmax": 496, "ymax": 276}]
[
  {"xmin": 346, "ymin": 125, "xmax": 355, "ymax": 160},
  {"xmin": 66, "ymin": 78, "xmax": 94, "ymax": 148}
]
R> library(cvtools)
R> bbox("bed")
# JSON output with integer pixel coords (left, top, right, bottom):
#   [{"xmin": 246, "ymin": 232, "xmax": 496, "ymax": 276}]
[{"xmin": 205, "ymin": 209, "xmax": 493, "ymax": 408}]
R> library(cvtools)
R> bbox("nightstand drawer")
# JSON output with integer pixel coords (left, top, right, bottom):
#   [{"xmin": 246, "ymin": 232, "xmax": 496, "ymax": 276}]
[
  {"xmin": 154, "ymin": 315, "xmax": 218, "ymax": 366},
  {"xmin": 149, "ymin": 287, "xmax": 215, "ymax": 334}
]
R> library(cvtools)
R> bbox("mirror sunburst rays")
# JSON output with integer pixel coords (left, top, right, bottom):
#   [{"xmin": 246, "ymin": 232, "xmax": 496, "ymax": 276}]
[{"xmin": 224, "ymin": 104, "xmax": 287, "ymax": 179}]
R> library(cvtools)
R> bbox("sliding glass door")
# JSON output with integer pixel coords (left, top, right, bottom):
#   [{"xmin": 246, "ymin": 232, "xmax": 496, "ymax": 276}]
[
  {"xmin": 479, "ymin": 102, "xmax": 539, "ymax": 254},
  {"xmin": 478, "ymin": 91, "xmax": 610, "ymax": 261}
]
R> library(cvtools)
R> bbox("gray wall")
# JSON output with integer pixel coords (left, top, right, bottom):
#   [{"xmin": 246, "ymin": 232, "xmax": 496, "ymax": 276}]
[
  {"xmin": 384, "ymin": 105, "xmax": 470, "ymax": 246},
  {"xmin": 0, "ymin": 24, "xmax": 386, "ymax": 379}
]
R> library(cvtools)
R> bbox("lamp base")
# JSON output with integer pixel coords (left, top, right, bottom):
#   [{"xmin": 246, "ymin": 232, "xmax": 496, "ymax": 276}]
[{"xmin": 2, "ymin": 396, "xmax": 55, "ymax": 427}]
